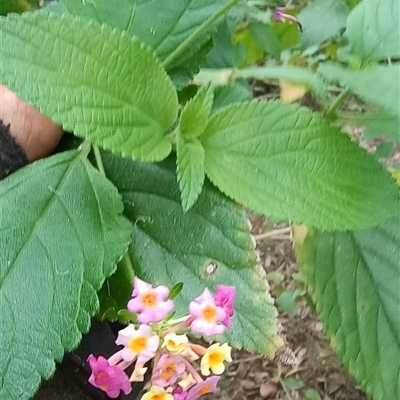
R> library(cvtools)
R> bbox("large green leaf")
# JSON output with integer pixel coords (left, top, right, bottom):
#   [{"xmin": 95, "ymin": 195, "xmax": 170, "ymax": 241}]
[
  {"xmin": 319, "ymin": 64, "xmax": 400, "ymax": 116},
  {"xmin": 294, "ymin": 216, "xmax": 400, "ymax": 399},
  {"xmin": 0, "ymin": 12, "xmax": 178, "ymax": 161},
  {"xmin": 345, "ymin": 0, "xmax": 400, "ymax": 62},
  {"xmin": 0, "ymin": 149, "xmax": 131, "ymax": 400},
  {"xmin": 298, "ymin": 0, "xmax": 349, "ymax": 47},
  {"xmin": 200, "ymin": 101, "xmax": 399, "ymax": 230},
  {"xmin": 102, "ymin": 153, "xmax": 283, "ymax": 357}
]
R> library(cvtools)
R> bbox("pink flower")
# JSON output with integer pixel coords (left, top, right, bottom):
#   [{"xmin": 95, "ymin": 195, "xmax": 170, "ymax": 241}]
[
  {"xmin": 153, "ymin": 354, "xmax": 186, "ymax": 387},
  {"xmin": 87, "ymin": 355, "xmax": 132, "ymax": 398},
  {"xmin": 186, "ymin": 376, "xmax": 220, "ymax": 400},
  {"xmin": 172, "ymin": 386, "xmax": 188, "ymax": 400},
  {"xmin": 214, "ymin": 285, "xmax": 236, "ymax": 329},
  {"xmin": 128, "ymin": 277, "xmax": 174, "ymax": 323},
  {"xmin": 116, "ymin": 324, "xmax": 159, "ymax": 364},
  {"xmin": 273, "ymin": 7, "xmax": 303, "ymax": 31},
  {"xmin": 189, "ymin": 288, "xmax": 227, "ymax": 336}
]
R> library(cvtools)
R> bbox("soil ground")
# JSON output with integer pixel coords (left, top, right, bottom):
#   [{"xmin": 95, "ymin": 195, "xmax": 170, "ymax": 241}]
[{"xmin": 204, "ymin": 213, "xmax": 369, "ymax": 400}]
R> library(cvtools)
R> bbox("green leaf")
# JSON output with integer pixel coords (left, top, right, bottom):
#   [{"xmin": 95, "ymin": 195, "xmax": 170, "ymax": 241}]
[
  {"xmin": 305, "ymin": 388, "xmax": 322, "ymax": 400},
  {"xmin": 168, "ymin": 282, "xmax": 184, "ymax": 300},
  {"xmin": 102, "ymin": 153, "xmax": 283, "ymax": 358},
  {"xmin": 294, "ymin": 216, "xmax": 400, "ymax": 400},
  {"xmin": 97, "ymin": 255, "xmax": 134, "ymax": 321},
  {"xmin": 249, "ymin": 22, "xmax": 281, "ymax": 57},
  {"xmin": 179, "ymin": 84, "xmax": 214, "ymax": 138},
  {"xmin": 49, "ymin": 0, "xmax": 135, "ymax": 31},
  {"xmin": 201, "ymin": 101, "xmax": 399, "ymax": 230},
  {"xmin": 0, "ymin": 0, "xmax": 38, "ymax": 15},
  {"xmin": 212, "ymin": 82, "xmax": 253, "ymax": 112},
  {"xmin": 319, "ymin": 64, "xmax": 400, "ymax": 116},
  {"xmin": 282, "ymin": 378, "xmax": 304, "ymax": 390},
  {"xmin": 345, "ymin": 0, "xmax": 400, "ymax": 62},
  {"xmin": 0, "ymin": 12, "xmax": 178, "ymax": 161},
  {"xmin": 298, "ymin": 0, "xmax": 349, "ymax": 47},
  {"xmin": 177, "ymin": 137, "xmax": 206, "ymax": 212},
  {"xmin": 235, "ymin": 66, "xmax": 328, "ymax": 101},
  {"xmin": 362, "ymin": 112, "xmax": 400, "ymax": 142},
  {"xmin": 271, "ymin": 16, "xmax": 300, "ymax": 50},
  {"xmin": 339, "ymin": 111, "xmax": 400, "ymax": 142},
  {"xmin": 128, "ymin": 0, "xmax": 236, "ymax": 64},
  {"xmin": 0, "ymin": 149, "xmax": 131, "ymax": 400},
  {"xmin": 207, "ymin": 17, "xmax": 236, "ymax": 68}
]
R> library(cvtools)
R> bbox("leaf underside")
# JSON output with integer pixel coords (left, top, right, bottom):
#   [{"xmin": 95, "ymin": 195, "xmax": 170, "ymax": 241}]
[
  {"xmin": 345, "ymin": 0, "xmax": 400, "ymax": 62},
  {"xmin": 295, "ymin": 216, "xmax": 400, "ymax": 399},
  {"xmin": 0, "ymin": 150, "xmax": 131, "ymax": 400},
  {"xmin": 319, "ymin": 64, "xmax": 400, "ymax": 117}
]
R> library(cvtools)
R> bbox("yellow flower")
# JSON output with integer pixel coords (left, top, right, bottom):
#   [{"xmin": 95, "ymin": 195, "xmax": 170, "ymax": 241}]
[
  {"xmin": 140, "ymin": 386, "xmax": 173, "ymax": 400},
  {"xmin": 162, "ymin": 333, "xmax": 188, "ymax": 354},
  {"xmin": 200, "ymin": 343, "xmax": 232, "ymax": 376}
]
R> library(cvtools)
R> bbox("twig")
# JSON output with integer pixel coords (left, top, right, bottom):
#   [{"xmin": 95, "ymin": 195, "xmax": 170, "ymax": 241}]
[{"xmin": 254, "ymin": 227, "xmax": 292, "ymax": 241}]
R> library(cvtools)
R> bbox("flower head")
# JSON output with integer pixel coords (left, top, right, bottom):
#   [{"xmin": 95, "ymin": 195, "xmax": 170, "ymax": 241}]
[
  {"xmin": 153, "ymin": 354, "xmax": 186, "ymax": 387},
  {"xmin": 186, "ymin": 376, "xmax": 220, "ymax": 400},
  {"xmin": 141, "ymin": 385, "xmax": 174, "ymax": 400},
  {"xmin": 116, "ymin": 324, "xmax": 159, "ymax": 364},
  {"xmin": 200, "ymin": 343, "xmax": 232, "ymax": 376},
  {"xmin": 189, "ymin": 288, "xmax": 227, "ymax": 336},
  {"xmin": 128, "ymin": 277, "xmax": 174, "ymax": 323},
  {"xmin": 87, "ymin": 355, "xmax": 132, "ymax": 398},
  {"xmin": 214, "ymin": 285, "xmax": 236, "ymax": 328}
]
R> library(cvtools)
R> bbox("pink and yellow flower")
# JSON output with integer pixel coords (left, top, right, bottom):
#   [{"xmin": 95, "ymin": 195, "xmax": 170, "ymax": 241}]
[
  {"xmin": 128, "ymin": 277, "xmax": 174, "ymax": 323},
  {"xmin": 153, "ymin": 354, "xmax": 186, "ymax": 387},
  {"xmin": 186, "ymin": 376, "xmax": 220, "ymax": 400},
  {"xmin": 87, "ymin": 355, "xmax": 132, "ymax": 398},
  {"xmin": 189, "ymin": 288, "xmax": 226, "ymax": 336},
  {"xmin": 141, "ymin": 385, "xmax": 174, "ymax": 400},
  {"xmin": 200, "ymin": 343, "xmax": 232, "ymax": 376},
  {"xmin": 116, "ymin": 324, "xmax": 159, "ymax": 364}
]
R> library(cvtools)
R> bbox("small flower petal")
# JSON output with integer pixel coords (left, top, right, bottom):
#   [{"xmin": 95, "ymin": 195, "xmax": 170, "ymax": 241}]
[
  {"xmin": 87, "ymin": 355, "xmax": 132, "ymax": 398},
  {"xmin": 141, "ymin": 385, "xmax": 174, "ymax": 400},
  {"xmin": 153, "ymin": 354, "xmax": 186, "ymax": 387},
  {"xmin": 116, "ymin": 324, "xmax": 159, "ymax": 364},
  {"xmin": 186, "ymin": 376, "xmax": 220, "ymax": 400},
  {"xmin": 128, "ymin": 277, "xmax": 174, "ymax": 323},
  {"xmin": 200, "ymin": 343, "xmax": 232, "ymax": 376},
  {"xmin": 162, "ymin": 333, "xmax": 189, "ymax": 354}
]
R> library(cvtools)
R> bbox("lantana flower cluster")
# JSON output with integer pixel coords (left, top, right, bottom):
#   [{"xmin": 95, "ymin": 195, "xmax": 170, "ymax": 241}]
[{"xmin": 87, "ymin": 277, "xmax": 236, "ymax": 399}]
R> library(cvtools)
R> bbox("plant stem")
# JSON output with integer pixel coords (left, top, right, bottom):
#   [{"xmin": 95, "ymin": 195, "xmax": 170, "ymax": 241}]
[
  {"xmin": 254, "ymin": 227, "xmax": 292, "ymax": 241},
  {"xmin": 325, "ymin": 89, "xmax": 350, "ymax": 120},
  {"xmin": 161, "ymin": 0, "xmax": 241, "ymax": 69},
  {"xmin": 93, "ymin": 145, "xmax": 106, "ymax": 177}
]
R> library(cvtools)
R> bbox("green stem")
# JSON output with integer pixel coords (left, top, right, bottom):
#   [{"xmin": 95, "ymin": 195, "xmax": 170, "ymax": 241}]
[
  {"xmin": 93, "ymin": 145, "xmax": 106, "ymax": 177},
  {"xmin": 325, "ymin": 89, "xmax": 350, "ymax": 120},
  {"xmin": 125, "ymin": 0, "xmax": 137, "ymax": 33},
  {"xmin": 161, "ymin": 0, "xmax": 241, "ymax": 69}
]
